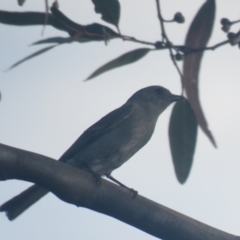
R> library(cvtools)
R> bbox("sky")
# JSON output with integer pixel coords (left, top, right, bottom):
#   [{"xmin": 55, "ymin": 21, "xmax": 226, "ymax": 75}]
[{"xmin": 0, "ymin": 0, "xmax": 240, "ymax": 239}]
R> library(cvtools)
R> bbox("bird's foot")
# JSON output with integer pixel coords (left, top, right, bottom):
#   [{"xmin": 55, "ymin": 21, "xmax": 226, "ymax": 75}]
[
  {"xmin": 106, "ymin": 174, "xmax": 138, "ymax": 198},
  {"xmin": 129, "ymin": 188, "xmax": 138, "ymax": 199},
  {"xmin": 92, "ymin": 172, "xmax": 101, "ymax": 187},
  {"xmin": 85, "ymin": 165, "xmax": 101, "ymax": 187}
]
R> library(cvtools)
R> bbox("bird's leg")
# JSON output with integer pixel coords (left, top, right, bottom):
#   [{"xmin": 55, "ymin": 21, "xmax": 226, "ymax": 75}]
[
  {"xmin": 84, "ymin": 164, "xmax": 101, "ymax": 187},
  {"xmin": 105, "ymin": 174, "xmax": 138, "ymax": 198}
]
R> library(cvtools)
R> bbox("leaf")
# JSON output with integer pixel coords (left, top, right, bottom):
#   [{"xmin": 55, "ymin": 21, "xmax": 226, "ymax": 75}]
[
  {"xmin": 85, "ymin": 48, "xmax": 151, "ymax": 80},
  {"xmin": 41, "ymin": 0, "xmax": 50, "ymax": 36},
  {"xmin": 91, "ymin": 0, "xmax": 120, "ymax": 28},
  {"xmin": 6, "ymin": 45, "xmax": 58, "ymax": 71},
  {"xmin": 183, "ymin": 0, "xmax": 216, "ymax": 147},
  {"xmin": 84, "ymin": 23, "xmax": 119, "ymax": 37},
  {"xmin": 31, "ymin": 37, "xmax": 93, "ymax": 45},
  {"xmin": 0, "ymin": 9, "xmax": 119, "ymax": 40},
  {"xmin": 50, "ymin": 4, "xmax": 120, "ymax": 38},
  {"xmin": 18, "ymin": 0, "xmax": 26, "ymax": 6},
  {"xmin": 0, "ymin": 10, "xmax": 72, "ymax": 33},
  {"xmin": 169, "ymin": 98, "xmax": 198, "ymax": 184},
  {"xmin": 50, "ymin": 3, "xmax": 85, "ymax": 34},
  {"xmin": 32, "ymin": 37, "xmax": 74, "ymax": 45}
]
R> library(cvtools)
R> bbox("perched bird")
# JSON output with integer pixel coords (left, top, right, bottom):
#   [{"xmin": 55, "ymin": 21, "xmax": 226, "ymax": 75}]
[{"xmin": 0, "ymin": 86, "xmax": 182, "ymax": 220}]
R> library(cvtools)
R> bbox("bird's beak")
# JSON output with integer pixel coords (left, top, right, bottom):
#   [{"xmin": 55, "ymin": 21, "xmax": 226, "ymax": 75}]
[{"xmin": 169, "ymin": 94, "xmax": 183, "ymax": 102}]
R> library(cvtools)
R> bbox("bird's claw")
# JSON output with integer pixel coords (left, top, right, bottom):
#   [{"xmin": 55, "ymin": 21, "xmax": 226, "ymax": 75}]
[
  {"xmin": 130, "ymin": 188, "xmax": 138, "ymax": 199},
  {"xmin": 94, "ymin": 174, "xmax": 101, "ymax": 187},
  {"xmin": 85, "ymin": 164, "xmax": 102, "ymax": 187}
]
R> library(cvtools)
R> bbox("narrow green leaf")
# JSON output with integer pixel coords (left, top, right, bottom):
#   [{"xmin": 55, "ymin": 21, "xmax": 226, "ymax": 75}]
[
  {"xmin": 183, "ymin": 0, "xmax": 216, "ymax": 147},
  {"xmin": 85, "ymin": 48, "xmax": 151, "ymax": 81},
  {"xmin": 169, "ymin": 98, "xmax": 198, "ymax": 184},
  {"xmin": 32, "ymin": 37, "xmax": 73, "ymax": 45},
  {"xmin": 85, "ymin": 23, "xmax": 119, "ymax": 37},
  {"xmin": 31, "ymin": 37, "xmax": 92, "ymax": 45},
  {"xmin": 31, "ymin": 34, "xmax": 113, "ymax": 45},
  {"xmin": 18, "ymin": 0, "xmax": 26, "ymax": 6},
  {"xmin": 6, "ymin": 45, "xmax": 58, "ymax": 71},
  {"xmin": 91, "ymin": 0, "xmax": 120, "ymax": 28}
]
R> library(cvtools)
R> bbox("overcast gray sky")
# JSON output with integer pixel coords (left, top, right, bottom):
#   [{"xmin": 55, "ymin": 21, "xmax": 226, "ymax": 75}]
[{"xmin": 0, "ymin": 1, "xmax": 240, "ymax": 239}]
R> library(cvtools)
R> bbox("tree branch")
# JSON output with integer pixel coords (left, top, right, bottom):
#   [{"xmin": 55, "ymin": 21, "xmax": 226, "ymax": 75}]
[{"xmin": 0, "ymin": 143, "xmax": 238, "ymax": 240}]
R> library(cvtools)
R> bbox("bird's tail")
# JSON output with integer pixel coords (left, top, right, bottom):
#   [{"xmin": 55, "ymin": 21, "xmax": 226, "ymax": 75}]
[{"xmin": 0, "ymin": 184, "xmax": 49, "ymax": 220}]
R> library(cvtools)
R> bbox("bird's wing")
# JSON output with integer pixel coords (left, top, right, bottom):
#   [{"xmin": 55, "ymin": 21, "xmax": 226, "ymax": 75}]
[{"xmin": 59, "ymin": 103, "xmax": 133, "ymax": 162}]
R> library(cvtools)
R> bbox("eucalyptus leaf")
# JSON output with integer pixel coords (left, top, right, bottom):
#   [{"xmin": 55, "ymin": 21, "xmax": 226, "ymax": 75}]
[
  {"xmin": 32, "ymin": 37, "xmax": 73, "ymax": 45},
  {"xmin": 6, "ymin": 45, "xmax": 58, "ymax": 71},
  {"xmin": 86, "ymin": 48, "xmax": 151, "ymax": 80},
  {"xmin": 91, "ymin": 0, "xmax": 120, "ymax": 28},
  {"xmin": 183, "ymin": 0, "xmax": 216, "ymax": 147},
  {"xmin": 169, "ymin": 98, "xmax": 198, "ymax": 184},
  {"xmin": 31, "ymin": 37, "xmax": 93, "ymax": 45}
]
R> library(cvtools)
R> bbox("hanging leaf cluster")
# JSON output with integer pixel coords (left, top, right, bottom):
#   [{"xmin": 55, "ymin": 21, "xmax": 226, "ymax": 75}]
[{"xmin": 169, "ymin": 0, "xmax": 216, "ymax": 183}]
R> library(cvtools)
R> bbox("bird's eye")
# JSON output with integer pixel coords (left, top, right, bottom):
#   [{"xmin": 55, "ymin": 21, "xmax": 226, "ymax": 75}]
[{"xmin": 156, "ymin": 88, "xmax": 164, "ymax": 95}]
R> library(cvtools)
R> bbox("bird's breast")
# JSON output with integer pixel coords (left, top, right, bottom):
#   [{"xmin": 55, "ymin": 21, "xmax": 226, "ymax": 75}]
[{"xmin": 120, "ymin": 119, "xmax": 155, "ymax": 157}]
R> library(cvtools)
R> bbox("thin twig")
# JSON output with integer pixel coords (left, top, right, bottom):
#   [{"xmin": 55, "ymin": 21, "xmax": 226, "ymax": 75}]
[
  {"xmin": 205, "ymin": 40, "xmax": 229, "ymax": 50},
  {"xmin": 155, "ymin": 0, "xmax": 183, "ymax": 91},
  {"xmin": 41, "ymin": 0, "xmax": 49, "ymax": 36},
  {"xmin": 231, "ymin": 19, "xmax": 240, "ymax": 25},
  {"xmin": 176, "ymin": 40, "xmax": 229, "ymax": 55},
  {"xmin": 169, "ymin": 47, "xmax": 184, "ymax": 93},
  {"xmin": 121, "ymin": 35, "xmax": 229, "ymax": 54},
  {"xmin": 155, "ymin": 0, "xmax": 167, "ymax": 41},
  {"xmin": 121, "ymin": 35, "xmax": 156, "ymax": 46}
]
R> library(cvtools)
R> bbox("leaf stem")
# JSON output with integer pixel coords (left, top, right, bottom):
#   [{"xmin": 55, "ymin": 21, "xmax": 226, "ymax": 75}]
[
  {"xmin": 121, "ymin": 35, "xmax": 155, "ymax": 46},
  {"xmin": 231, "ymin": 19, "xmax": 240, "ymax": 25}
]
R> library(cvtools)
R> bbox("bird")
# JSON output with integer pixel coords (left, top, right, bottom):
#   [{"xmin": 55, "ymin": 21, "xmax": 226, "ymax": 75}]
[{"xmin": 0, "ymin": 85, "xmax": 182, "ymax": 220}]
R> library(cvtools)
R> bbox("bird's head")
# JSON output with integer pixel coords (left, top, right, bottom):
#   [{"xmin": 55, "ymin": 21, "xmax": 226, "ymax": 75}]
[{"xmin": 127, "ymin": 86, "xmax": 182, "ymax": 115}]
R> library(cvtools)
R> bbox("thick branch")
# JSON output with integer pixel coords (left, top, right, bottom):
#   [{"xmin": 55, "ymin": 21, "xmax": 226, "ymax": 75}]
[{"xmin": 0, "ymin": 143, "xmax": 239, "ymax": 240}]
